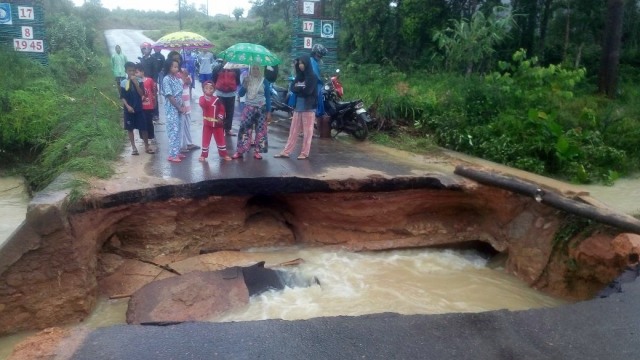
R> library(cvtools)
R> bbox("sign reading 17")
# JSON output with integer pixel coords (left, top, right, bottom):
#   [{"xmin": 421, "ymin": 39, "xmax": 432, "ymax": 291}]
[
  {"xmin": 303, "ymin": 21, "xmax": 314, "ymax": 32},
  {"xmin": 18, "ymin": 6, "xmax": 34, "ymax": 20}
]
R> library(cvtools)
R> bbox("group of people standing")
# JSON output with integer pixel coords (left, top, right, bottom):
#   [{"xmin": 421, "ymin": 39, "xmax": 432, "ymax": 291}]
[{"xmin": 111, "ymin": 40, "xmax": 328, "ymax": 164}]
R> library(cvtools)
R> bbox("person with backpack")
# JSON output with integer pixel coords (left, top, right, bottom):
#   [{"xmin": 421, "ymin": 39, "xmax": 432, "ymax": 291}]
[{"xmin": 213, "ymin": 65, "xmax": 241, "ymax": 136}]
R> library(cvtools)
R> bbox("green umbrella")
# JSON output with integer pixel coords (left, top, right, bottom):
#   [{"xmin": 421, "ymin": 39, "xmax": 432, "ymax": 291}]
[{"xmin": 218, "ymin": 43, "xmax": 280, "ymax": 66}]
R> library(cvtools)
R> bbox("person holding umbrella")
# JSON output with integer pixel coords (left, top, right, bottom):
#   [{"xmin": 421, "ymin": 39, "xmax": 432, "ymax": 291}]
[
  {"xmin": 231, "ymin": 64, "xmax": 272, "ymax": 160},
  {"xmin": 217, "ymin": 43, "xmax": 280, "ymax": 159}
]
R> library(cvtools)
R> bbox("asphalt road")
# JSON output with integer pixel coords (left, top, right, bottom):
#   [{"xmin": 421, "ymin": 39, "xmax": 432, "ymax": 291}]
[
  {"xmin": 72, "ymin": 280, "xmax": 639, "ymax": 359},
  {"xmin": 70, "ymin": 30, "xmax": 640, "ymax": 359}
]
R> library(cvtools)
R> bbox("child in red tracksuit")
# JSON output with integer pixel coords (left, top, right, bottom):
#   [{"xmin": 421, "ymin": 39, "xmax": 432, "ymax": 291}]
[{"xmin": 199, "ymin": 81, "xmax": 232, "ymax": 161}]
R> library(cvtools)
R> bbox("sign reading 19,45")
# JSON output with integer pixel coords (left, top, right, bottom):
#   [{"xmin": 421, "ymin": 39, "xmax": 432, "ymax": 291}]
[{"xmin": 14, "ymin": 39, "xmax": 43, "ymax": 52}]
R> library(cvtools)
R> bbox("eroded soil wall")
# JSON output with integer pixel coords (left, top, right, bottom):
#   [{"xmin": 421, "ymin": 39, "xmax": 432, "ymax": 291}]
[{"xmin": 0, "ymin": 180, "xmax": 637, "ymax": 335}]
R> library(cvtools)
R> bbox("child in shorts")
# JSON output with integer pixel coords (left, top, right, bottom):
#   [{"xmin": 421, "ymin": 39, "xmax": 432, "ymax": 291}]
[{"xmin": 120, "ymin": 62, "xmax": 153, "ymax": 155}]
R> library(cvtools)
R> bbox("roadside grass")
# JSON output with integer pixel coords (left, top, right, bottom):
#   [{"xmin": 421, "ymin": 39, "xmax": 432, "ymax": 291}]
[
  {"xmin": 344, "ymin": 62, "xmax": 640, "ymax": 185},
  {"xmin": 24, "ymin": 49, "xmax": 125, "ymax": 192},
  {"xmin": 368, "ymin": 129, "xmax": 440, "ymax": 155}
]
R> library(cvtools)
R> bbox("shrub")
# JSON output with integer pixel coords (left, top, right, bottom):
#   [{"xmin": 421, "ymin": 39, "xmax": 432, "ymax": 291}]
[
  {"xmin": 0, "ymin": 49, "xmax": 60, "ymax": 157},
  {"xmin": 345, "ymin": 49, "xmax": 640, "ymax": 184}
]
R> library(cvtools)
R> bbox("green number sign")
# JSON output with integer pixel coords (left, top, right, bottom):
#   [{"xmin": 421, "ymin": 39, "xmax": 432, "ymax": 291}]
[
  {"xmin": 0, "ymin": 0, "xmax": 47, "ymax": 64},
  {"xmin": 291, "ymin": 0, "xmax": 338, "ymax": 72}
]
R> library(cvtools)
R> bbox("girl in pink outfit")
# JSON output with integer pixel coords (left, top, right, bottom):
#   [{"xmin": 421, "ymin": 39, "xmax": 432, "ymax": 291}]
[{"xmin": 274, "ymin": 56, "xmax": 317, "ymax": 160}]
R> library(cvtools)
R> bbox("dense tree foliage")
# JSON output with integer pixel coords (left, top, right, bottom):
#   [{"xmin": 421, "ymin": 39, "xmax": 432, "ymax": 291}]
[{"xmin": 330, "ymin": 0, "xmax": 640, "ymax": 78}]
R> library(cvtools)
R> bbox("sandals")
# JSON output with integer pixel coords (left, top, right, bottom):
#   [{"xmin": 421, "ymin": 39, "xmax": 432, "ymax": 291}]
[
  {"xmin": 167, "ymin": 156, "xmax": 182, "ymax": 163},
  {"xmin": 297, "ymin": 155, "xmax": 309, "ymax": 160},
  {"xmin": 198, "ymin": 156, "xmax": 206, "ymax": 162},
  {"xmin": 274, "ymin": 153, "xmax": 289, "ymax": 158},
  {"xmin": 254, "ymin": 152, "xmax": 263, "ymax": 160},
  {"xmin": 131, "ymin": 148, "xmax": 139, "ymax": 155},
  {"xmin": 187, "ymin": 144, "xmax": 200, "ymax": 151},
  {"xmin": 223, "ymin": 155, "xmax": 232, "ymax": 161},
  {"xmin": 231, "ymin": 152, "xmax": 242, "ymax": 159},
  {"xmin": 145, "ymin": 147, "xmax": 155, "ymax": 154}
]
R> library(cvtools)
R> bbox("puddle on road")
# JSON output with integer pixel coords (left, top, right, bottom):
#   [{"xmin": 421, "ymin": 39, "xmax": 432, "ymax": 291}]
[
  {"xmin": 0, "ymin": 177, "xmax": 29, "ymax": 248},
  {"xmin": 582, "ymin": 174, "xmax": 640, "ymax": 215}
]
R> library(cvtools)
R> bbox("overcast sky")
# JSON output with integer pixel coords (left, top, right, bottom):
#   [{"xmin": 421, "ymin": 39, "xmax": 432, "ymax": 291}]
[{"xmin": 71, "ymin": 0, "xmax": 253, "ymax": 17}]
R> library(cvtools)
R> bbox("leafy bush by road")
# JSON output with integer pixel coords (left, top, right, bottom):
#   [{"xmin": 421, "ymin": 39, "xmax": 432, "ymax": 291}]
[
  {"xmin": 346, "ymin": 50, "xmax": 640, "ymax": 184},
  {"xmin": 0, "ymin": 7, "xmax": 123, "ymax": 192}
]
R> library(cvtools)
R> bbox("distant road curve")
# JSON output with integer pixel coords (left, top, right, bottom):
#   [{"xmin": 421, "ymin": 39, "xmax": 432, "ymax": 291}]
[{"xmin": 104, "ymin": 29, "xmax": 157, "ymax": 62}]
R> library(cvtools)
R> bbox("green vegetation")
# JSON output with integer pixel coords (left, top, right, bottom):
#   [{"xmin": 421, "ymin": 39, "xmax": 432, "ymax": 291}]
[
  {"xmin": 552, "ymin": 215, "xmax": 595, "ymax": 252},
  {"xmin": 0, "ymin": 3, "xmax": 124, "ymax": 192},
  {"xmin": 342, "ymin": 50, "xmax": 640, "ymax": 184}
]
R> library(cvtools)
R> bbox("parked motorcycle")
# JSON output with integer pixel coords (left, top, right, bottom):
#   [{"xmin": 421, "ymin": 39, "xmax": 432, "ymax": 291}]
[
  {"xmin": 270, "ymin": 82, "xmax": 293, "ymax": 116},
  {"xmin": 330, "ymin": 69, "xmax": 344, "ymax": 99},
  {"xmin": 323, "ymin": 69, "xmax": 373, "ymax": 141}
]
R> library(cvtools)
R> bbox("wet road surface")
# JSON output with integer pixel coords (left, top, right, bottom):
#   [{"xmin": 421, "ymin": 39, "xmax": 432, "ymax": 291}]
[{"xmin": 67, "ymin": 30, "xmax": 640, "ymax": 359}]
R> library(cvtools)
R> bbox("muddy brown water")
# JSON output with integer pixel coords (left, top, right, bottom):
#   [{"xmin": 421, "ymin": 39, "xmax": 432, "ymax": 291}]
[{"xmin": 0, "ymin": 248, "xmax": 565, "ymax": 359}]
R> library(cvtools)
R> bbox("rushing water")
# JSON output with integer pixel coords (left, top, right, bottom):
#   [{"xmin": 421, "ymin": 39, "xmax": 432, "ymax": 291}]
[
  {"xmin": 218, "ymin": 247, "xmax": 565, "ymax": 322},
  {"xmin": 0, "ymin": 247, "xmax": 566, "ymax": 359}
]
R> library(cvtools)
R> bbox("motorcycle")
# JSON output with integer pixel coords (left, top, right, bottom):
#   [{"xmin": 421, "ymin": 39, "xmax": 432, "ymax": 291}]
[
  {"xmin": 270, "ymin": 81, "xmax": 293, "ymax": 117},
  {"xmin": 323, "ymin": 69, "xmax": 373, "ymax": 141}
]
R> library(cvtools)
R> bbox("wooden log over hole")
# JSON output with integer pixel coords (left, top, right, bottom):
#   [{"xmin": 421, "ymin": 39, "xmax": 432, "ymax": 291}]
[{"xmin": 454, "ymin": 165, "xmax": 640, "ymax": 235}]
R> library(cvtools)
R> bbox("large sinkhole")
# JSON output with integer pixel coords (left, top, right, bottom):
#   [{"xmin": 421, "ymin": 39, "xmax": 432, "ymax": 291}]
[
  {"xmin": 2, "ymin": 184, "xmax": 638, "ymax": 341},
  {"xmin": 94, "ymin": 191, "xmax": 569, "ymax": 326}
]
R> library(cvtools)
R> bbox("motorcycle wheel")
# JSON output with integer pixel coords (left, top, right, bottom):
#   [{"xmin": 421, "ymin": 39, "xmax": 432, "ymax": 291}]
[
  {"xmin": 351, "ymin": 114, "xmax": 369, "ymax": 141},
  {"xmin": 328, "ymin": 119, "xmax": 340, "ymax": 138}
]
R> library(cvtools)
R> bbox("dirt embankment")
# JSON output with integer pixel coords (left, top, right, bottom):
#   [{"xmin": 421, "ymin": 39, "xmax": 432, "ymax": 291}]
[{"xmin": 1, "ymin": 173, "xmax": 639, "ymax": 337}]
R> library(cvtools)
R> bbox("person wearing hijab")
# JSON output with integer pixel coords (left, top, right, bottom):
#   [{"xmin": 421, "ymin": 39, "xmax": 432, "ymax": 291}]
[{"xmin": 232, "ymin": 65, "xmax": 272, "ymax": 160}]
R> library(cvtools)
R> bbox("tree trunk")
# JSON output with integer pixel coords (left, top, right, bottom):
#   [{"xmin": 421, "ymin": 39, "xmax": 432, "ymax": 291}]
[
  {"xmin": 574, "ymin": 42, "xmax": 584, "ymax": 68},
  {"xmin": 598, "ymin": 0, "xmax": 625, "ymax": 98},
  {"xmin": 524, "ymin": 0, "xmax": 538, "ymax": 55},
  {"xmin": 468, "ymin": 0, "xmax": 478, "ymax": 15},
  {"xmin": 538, "ymin": 0, "xmax": 554, "ymax": 59},
  {"xmin": 562, "ymin": 1, "xmax": 571, "ymax": 62}
]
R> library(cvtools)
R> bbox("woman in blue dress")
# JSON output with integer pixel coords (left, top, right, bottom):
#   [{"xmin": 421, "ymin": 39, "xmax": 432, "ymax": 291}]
[{"xmin": 162, "ymin": 59, "xmax": 186, "ymax": 163}]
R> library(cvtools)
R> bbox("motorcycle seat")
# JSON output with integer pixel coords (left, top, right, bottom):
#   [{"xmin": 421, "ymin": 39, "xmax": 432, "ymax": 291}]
[
  {"xmin": 272, "ymin": 84, "xmax": 288, "ymax": 92},
  {"xmin": 335, "ymin": 100, "xmax": 358, "ymax": 111}
]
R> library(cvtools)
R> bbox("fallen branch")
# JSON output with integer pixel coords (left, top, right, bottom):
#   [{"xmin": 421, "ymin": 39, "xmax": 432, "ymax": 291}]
[
  {"xmin": 454, "ymin": 165, "xmax": 640, "ymax": 234},
  {"xmin": 104, "ymin": 243, "xmax": 181, "ymax": 275}
]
